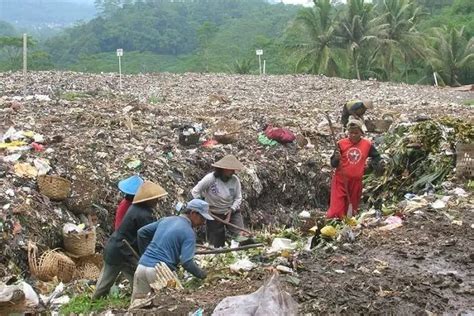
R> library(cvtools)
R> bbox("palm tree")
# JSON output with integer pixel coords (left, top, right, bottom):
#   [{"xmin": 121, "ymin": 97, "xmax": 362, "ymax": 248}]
[
  {"xmin": 427, "ymin": 26, "xmax": 474, "ymax": 86},
  {"xmin": 376, "ymin": 0, "xmax": 426, "ymax": 81},
  {"xmin": 338, "ymin": 0, "xmax": 387, "ymax": 79},
  {"xmin": 286, "ymin": 0, "xmax": 341, "ymax": 76}
]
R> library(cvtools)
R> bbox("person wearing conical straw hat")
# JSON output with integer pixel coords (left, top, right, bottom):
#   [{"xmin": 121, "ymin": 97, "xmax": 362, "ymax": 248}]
[
  {"xmin": 93, "ymin": 181, "xmax": 168, "ymax": 299},
  {"xmin": 191, "ymin": 155, "xmax": 246, "ymax": 247},
  {"xmin": 341, "ymin": 99, "xmax": 373, "ymax": 130}
]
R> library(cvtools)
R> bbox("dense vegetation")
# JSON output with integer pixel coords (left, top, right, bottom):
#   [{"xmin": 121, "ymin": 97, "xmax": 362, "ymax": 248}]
[{"xmin": 0, "ymin": 0, "xmax": 473, "ymax": 86}]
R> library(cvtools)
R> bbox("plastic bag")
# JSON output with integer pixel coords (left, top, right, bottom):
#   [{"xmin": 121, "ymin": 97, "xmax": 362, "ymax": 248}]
[{"xmin": 212, "ymin": 273, "xmax": 298, "ymax": 316}]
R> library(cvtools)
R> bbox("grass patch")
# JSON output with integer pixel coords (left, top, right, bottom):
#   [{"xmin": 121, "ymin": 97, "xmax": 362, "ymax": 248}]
[
  {"xmin": 61, "ymin": 91, "xmax": 92, "ymax": 101},
  {"xmin": 462, "ymin": 99, "xmax": 474, "ymax": 106},
  {"xmin": 60, "ymin": 292, "xmax": 130, "ymax": 314}
]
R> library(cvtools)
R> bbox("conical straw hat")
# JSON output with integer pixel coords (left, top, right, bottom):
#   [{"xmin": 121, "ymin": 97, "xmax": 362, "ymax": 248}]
[
  {"xmin": 133, "ymin": 181, "xmax": 168, "ymax": 204},
  {"xmin": 361, "ymin": 99, "xmax": 373, "ymax": 109},
  {"xmin": 211, "ymin": 155, "xmax": 244, "ymax": 171}
]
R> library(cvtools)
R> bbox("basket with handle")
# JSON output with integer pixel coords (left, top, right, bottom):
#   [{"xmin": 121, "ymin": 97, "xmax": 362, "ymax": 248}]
[
  {"xmin": 28, "ymin": 241, "xmax": 76, "ymax": 282},
  {"xmin": 213, "ymin": 119, "xmax": 240, "ymax": 144},
  {"xmin": 63, "ymin": 228, "xmax": 96, "ymax": 257},
  {"xmin": 456, "ymin": 143, "xmax": 474, "ymax": 179},
  {"xmin": 365, "ymin": 119, "xmax": 393, "ymax": 133},
  {"xmin": 37, "ymin": 175, "xmax": 71, "ymax": 201}
]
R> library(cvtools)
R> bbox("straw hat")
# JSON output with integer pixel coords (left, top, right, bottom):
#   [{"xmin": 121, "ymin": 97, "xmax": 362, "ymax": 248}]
[
  {"xmin": 133, "ymin": 181, "xmax": 168, "ymax": 204},
  {"xmin": 211, "ymin": 155, "xmax": 244, "ymax": 171},
  {"xmin": 361, "ymin": 99, "xmax": 373, "ymax": 109}
]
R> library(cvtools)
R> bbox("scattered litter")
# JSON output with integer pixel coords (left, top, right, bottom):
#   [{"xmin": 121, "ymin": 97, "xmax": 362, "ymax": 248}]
[
  {"xmin": 268, "ymin": 238, "xmax": 297, "ymax": 253},
  {"xmin": 230, "ymin": 259, "xmax": 256, "ymax": 273},
  {"xmin": 276, "ymin": 265, "xmax": 294, "ymax": 274},
  {"xmin": 212, "ymin": 274, "xmax": 298, "ymax": 316},
  {"xmin": 378, "ymin": 216, "xmax": 403, "ymax": 231},
  {"xmin": 298, "ymin": 210, "xmax": 311, "ymax": 219}
]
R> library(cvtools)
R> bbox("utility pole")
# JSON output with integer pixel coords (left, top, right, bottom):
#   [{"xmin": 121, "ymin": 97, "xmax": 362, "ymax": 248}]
[
  {"xmin": 256, "ymin": 49, "xmax": 263, "ymax": 75},
  {"xmin": 23, "ymin": 33, "xmax": 27, "ymax": 96},
  {"xmin": 116, "ymin": 49, "xmax": 123, "ymax": 93}
]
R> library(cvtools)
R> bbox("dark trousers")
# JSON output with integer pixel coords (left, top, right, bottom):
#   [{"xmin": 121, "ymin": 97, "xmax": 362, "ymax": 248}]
[
  {"xmin": 207, "ymin": 211, "xmax": 244, "ymax": 248},
  {"xmin": 92, "ymin": 262, "xmax": 135, "ymax": 299}
]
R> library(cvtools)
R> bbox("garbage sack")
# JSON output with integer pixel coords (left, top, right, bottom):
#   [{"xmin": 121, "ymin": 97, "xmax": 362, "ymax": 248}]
[
  {"xmin": 264, "ymin": 125, "xmax": 296, "ymax": 144},
  {"xmin": 212, "ymin": 273, "xmax": 297, "ymax": 316}
]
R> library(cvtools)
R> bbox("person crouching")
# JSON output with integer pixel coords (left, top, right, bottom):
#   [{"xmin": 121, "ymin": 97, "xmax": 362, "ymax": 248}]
[{"xmin": 131, "ymin": 199, "xmax": 212, "ymax": 300}]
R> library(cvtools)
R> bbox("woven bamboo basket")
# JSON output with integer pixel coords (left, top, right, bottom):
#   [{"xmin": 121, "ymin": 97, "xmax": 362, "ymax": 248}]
[
  {"xmin": 72, "ymin": 253, "xmax": 103, "ymax": 280},
  {"xmin": 28, "ymin": 242, "xmax": 75, "ymax": 282},
  {"xmin": 213, "ymin": 119, "xmax": 240, "ymax": 144},
  {"xmin": 66, "ymin": 179, "xmax": 97, "ymax": 215},
  {"xmin": 63, "ymin": 228, "xmax": 96, "ymax": 257},
  {"xmin": 456, "ymin": 143, "xmax": 474, "ymax": 179},
  {"xmin": 365, "ymin": 119, "xmax": 393, "ymax": 133},
  {"xmin": 37, "ymin": 175, "xmax": 71, "ymax": 201}
]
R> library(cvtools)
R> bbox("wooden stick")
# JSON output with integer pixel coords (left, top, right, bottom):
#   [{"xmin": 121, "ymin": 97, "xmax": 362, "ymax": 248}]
[
  {"xmin": 122, "ymin": 239, "xmax": 140, "ymax": 260},
  {"xmin": 210, "ymin": 214, "xmax": 253, "ymax": 235},
  {"xmin": 196, "ymin": 243, "xmax": 264, "ymax": 255}
]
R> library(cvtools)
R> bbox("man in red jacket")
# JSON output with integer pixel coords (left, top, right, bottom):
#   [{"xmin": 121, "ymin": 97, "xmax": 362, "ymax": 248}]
[{"xmin": 326, "ymin": 117, "xmax": 382, "ymax": 219}]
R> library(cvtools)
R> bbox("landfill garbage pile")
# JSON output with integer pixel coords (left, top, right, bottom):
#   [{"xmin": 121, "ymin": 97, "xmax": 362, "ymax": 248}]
[
  {"xmin": 0, "ymin": 71, "xmax": 473, "ymax": 313},
  {"xmin": 364, "ymin": 117, "xmax": 474, "ymax": 207}
]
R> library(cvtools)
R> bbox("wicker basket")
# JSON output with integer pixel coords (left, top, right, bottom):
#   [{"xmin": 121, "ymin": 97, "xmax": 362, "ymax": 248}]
[
  {"xmin": 72, "ymin": 253, "xmax": 103, "ymax": 280},
  {"xmin": 456, "ymin": 143, "xmax": 474, "ymax": 179},
  {"xmin": 28, "ymin": 242, "xmax": 76, "ymax": 282},
  {"xmin": 214, "ymin": 132, "xmax": 238, "ymax": 144},
  {"xmin": 37, "ymin": 175, "xmax": 71, "ymax": 201},
  {"xmin": 66, "ymin": 180, "xmax": 97, "ymax": 215},
  {"xmin": 63, "ymin": 228, "xmax": 96, "ymax": 257},
  {"xmin": 365, "ymin": 119, "xmax": 393, "ymax": 133}
]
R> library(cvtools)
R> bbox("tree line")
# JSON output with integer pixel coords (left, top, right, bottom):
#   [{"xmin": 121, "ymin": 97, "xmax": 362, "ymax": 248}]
[{"xmin": 0, "ymin": 0, "xmax": 472, "ymax": 86}]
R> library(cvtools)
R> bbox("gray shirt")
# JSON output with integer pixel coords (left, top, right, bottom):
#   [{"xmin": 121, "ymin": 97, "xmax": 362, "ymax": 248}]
[{"xmin": 191, "ymin": 172, "xmax": 242, "ymax": 214}]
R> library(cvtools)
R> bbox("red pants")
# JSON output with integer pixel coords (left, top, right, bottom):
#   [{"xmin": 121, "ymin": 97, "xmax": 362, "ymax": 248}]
[{"xmin": 326, "ymin": 174, "xmax": 363, "ymax": 219}]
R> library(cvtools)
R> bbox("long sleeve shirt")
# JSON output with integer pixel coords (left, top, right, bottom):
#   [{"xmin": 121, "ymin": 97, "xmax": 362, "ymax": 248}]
[
  {"xmin": 191, "ymin": 173, "xmax": 242, "ymax": 215},
  {"xmin": 104, "ymin": 204, "xmax": 155, "ymax": 265},
  {"xmin": 114, "ymin": 199, "xmax": 132, "ymax": 231},
  {"xmin": 137, "ymin": 216, "xmax": 206, "ymax": 279}
]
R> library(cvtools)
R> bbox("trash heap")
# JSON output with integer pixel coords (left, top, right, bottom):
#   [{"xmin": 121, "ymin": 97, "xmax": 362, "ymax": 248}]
[
  {"xmin": 364, "ymin": 117, "xmax": 474, "ymax": 206},
  {"xmin": 1, "ymin": 71, "xmax": 473, "ymax": 313}
]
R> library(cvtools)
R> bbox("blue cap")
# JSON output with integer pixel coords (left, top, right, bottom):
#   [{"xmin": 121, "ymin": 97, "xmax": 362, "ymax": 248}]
[
  {"xmin": 118, "ymin": 175, "xmax": 144, "ymax": 195},
  {"xmin": 186, "ymin": 199, "xmax": 214, "ymax": 221}
]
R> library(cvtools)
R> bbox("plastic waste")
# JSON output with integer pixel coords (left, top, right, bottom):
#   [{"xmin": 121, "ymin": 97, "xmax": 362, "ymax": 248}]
[
  {"xmin": 14, "ymin": 162, "xmax": 38, "ymax": 178},
  {"xmin": 212, "ymin": 273, "xmax": 298, "ymax": 316},
  {"xmin": 34, "ymin": 158, "xmax": 51, "ymax": 175},
  {"xmin": 298, "ymin": 210, "xmax": 311, "ymax": 219},
  {"xmin": 20, "ymin": 281, "xmax": 39, "ymax": 307},
  {"xmin": 230, "ymin": 259, "xmax": 257, "ymax": 273},
  {"xmin": 321, "ymin": 225, "xmax": 337, "ymax": 238},
  {"xmin": 431, "ymin": 199, "xmax": 446, "ymax": 209},
  {"xmin": 190, "ymin": 308, "xmax": 204, "ymax": 316},
  {"xmin": 377, "ymin": 216, "xmax": 403, "ymax": 231},
  {"xmin": 257, "ymin": 133, "xmax": 278, "ymax": 146},
  {"xmin": 268, "ymin": 238, "xmax": 297, "ymax": 253}
]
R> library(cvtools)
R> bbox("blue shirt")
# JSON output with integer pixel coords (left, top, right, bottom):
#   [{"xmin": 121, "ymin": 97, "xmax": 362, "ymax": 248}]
[{"xmin": 138, "ymin": 216, "xmax": 196, "ymax": 270}]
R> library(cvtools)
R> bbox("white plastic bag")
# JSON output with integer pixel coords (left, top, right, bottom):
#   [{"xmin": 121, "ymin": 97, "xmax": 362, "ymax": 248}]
[{"xmin": 212, "ymin": 273, "xmax": 298, "ymax": 316}]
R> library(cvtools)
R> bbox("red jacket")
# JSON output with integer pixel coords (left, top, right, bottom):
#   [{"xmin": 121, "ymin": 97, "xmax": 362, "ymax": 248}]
[{"xmin": 114, "ymin": 199, "xmax": 132, "ymax": 231}]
